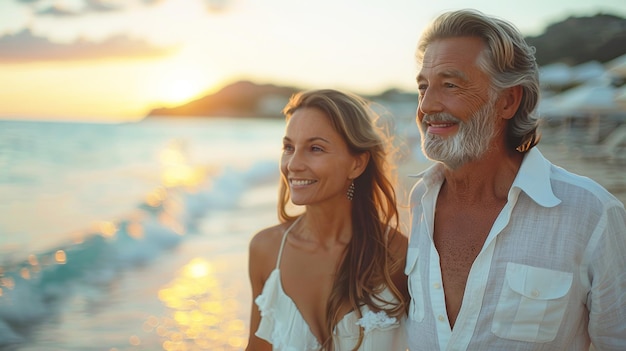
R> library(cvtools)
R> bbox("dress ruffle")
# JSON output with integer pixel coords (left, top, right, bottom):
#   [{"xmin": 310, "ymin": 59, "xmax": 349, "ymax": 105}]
[
  {"xmin": 355, "ymin": 310, "xmax": 398, "ymax": 333},
  {"xmin": 254, "ymin": 269, "xmax": 406, "ymax": 350},
  {"xmin": 254, "ymin": 270, "xmax": 321, "ymax": 351}
]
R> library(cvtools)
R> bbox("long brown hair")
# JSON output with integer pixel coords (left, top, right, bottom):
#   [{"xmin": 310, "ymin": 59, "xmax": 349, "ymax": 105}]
[{"xmin": 278, "ymin": 89, "xmax": 406, "ymax": 350}]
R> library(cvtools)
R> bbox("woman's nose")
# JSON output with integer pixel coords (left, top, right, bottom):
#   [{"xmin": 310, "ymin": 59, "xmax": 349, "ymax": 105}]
[{"xmin": 286, "ymin": 149, "xmax": 305, "ymax": 171}]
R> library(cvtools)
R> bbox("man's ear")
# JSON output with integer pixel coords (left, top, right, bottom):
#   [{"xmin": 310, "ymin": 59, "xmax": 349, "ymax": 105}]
[
  {"xmin": 498, "ymin": 85, "xmax": 523, "ymax": 120},
  {"xmin": 350, "ymin": 152, "xmax": 370, "ymax": 179}
]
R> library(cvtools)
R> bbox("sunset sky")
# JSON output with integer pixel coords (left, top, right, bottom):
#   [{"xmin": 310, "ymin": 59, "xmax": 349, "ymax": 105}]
[{"xmin": 0, "ymin": 0, "xmax": 624, "ymax": 122}]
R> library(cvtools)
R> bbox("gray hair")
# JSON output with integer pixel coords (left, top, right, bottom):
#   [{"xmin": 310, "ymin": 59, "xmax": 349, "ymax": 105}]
[{"xmin": 416, "ymin": 9, "xmax": 541, "ymax": 152}]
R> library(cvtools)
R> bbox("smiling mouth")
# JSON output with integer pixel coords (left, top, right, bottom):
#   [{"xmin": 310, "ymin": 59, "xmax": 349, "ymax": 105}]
[
  {"xmin": 428, "ymin": 122, "xmax": 456, "ymax": 128},
  {"xmin": 291, "ymin": 179, "xmax": 316, "ymax": 186}
]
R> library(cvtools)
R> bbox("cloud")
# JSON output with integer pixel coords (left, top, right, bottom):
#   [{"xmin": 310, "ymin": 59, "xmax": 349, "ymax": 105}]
[
  {"xmin": 84, "ymin": 0, "xmax": 124, "ymax": 13},
  {"xmin": 205, "ymin": 0, "xmax": 231, "ymax": 13},
  {"xmin": 0, "ymin": 29, "xmax": 178, "ymax": 63},
  {"xmin": 16, "ymin": 0, "xmax": 229, "ymax": 17},
  {"xmin": 16, "ymin": 0, "xmax": 165, "ymax": 16},
  {"xmin": 35, "ymin": 5, "xmax": 81, "ymax": 17}
]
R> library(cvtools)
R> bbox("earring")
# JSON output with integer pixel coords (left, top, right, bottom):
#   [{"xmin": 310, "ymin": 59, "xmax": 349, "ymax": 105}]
[{"xmin": 346, "ymin": 180, "xmax": 355, "ymax": 201}]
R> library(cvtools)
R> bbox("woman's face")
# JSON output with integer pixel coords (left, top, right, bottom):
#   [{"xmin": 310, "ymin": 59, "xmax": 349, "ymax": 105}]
[{"xmin": 281, "ymin": 107, "xmax": 359, "ymax": 206}]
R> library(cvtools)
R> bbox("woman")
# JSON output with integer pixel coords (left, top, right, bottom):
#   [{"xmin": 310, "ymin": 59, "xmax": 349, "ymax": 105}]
[{"xmin": 246, "ymin": 89, "xmax": 408, "ymax": 351}]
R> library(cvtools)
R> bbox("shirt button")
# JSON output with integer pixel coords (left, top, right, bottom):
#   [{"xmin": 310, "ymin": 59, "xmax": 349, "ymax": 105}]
[
  {"xmin": 531, "ymin": 289, "xmax": 540, "ymax": 298},
  {"xmin": 438, "ymin": 315, "xmax": 445, "ymax": 322},
  {"xmin": 433, "ymin": 282, "xmax": 441, "ymax": 289}
]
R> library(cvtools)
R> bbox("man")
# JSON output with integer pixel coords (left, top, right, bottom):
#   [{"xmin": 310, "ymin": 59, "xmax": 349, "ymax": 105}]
[{"xmin": 405, "ymin": 9, "xmax": 626, "ymax": 351}]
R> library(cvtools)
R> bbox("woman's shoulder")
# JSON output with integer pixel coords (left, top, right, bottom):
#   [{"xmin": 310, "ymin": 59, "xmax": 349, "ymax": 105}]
[
  {"xmin": 249, "ymin": 220, "xmax": 299, "ymax": 267},
  {"xmin": 250, "ymin": 222, "xmax": 290, "ymax": 251},
  {"xmin": 248, "ymin": 222, "xmax": 293, "ymax": 285}
]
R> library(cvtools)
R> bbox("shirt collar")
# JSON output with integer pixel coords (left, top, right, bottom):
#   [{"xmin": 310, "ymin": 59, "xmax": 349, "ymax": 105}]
[
  {"xmin": 408, "ymin": 162, "xmax": 445, "ymax": 188},
  {"xmin": 408, "ymin": 147, "xmax": 561, "ymax": 208},
  {"xmin": 511, "ymin": 147, "xmax": 561, "ymax": 207}
]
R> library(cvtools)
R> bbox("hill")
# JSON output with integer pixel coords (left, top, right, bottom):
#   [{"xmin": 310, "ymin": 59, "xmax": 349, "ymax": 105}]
[
  {"xmin": 146, "ymin": 13, "xmax": 626, "ymax": 119},
  {"xmin": 526, "ymin": 13, "xmax": 626, "ymax": 66},
  {"xmin": 146, "ymin": 80, "xmax": 300, "ymax": 118}
]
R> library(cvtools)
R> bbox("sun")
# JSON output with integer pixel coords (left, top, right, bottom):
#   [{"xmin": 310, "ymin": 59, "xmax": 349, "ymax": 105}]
[
  {"xmin": 163, "ymin": 78, "xmax": 205, "ymax": 105},
  {"xmin": 149, "ymin": 62, "xmax": 218, "ymax": 107},
  {"xmin": 155, "ymin": 72, "xmax": 211, "ymax": 106}
]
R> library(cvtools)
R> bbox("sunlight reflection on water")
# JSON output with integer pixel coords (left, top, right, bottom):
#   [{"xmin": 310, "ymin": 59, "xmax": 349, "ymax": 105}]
[{"xmin": 143, "ymin": 257, "xmax": 247, "ymax": 350}]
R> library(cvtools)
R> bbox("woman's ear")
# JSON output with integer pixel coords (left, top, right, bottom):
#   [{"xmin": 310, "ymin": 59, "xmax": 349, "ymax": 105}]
[
  {"xmin": 498, "ymin": 85, "xmax": 523, "ymax": 120},
  {"xmin": 350, "ymin": 152, "xmax": 370, "ymax": 179}
]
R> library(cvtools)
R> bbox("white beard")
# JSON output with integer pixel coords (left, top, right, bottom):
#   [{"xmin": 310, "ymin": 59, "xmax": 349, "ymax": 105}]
[{"xmin": 420, "ymin": 98, "xmax": 497, "ymax": 169}]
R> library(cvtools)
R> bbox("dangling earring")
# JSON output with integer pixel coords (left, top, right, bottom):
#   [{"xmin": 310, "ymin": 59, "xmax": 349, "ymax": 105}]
[{"xmin": 346, "ymin": 180, "xmax": 355, "ymax": 201}]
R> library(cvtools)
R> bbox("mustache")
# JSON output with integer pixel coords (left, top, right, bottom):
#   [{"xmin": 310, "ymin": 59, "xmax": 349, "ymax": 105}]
[{"xmin": 422, "ymin": 113, "xmax": 461, "ymax": 124}]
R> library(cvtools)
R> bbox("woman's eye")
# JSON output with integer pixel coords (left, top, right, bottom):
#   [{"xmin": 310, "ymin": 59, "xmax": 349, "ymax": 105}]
[
  {"xmin": 311, "ymin": 146, "xmax": 323, "ymax": 152},
  {"xmin": 283, "ymin": 144, "xmax": 294, "ymax": 152}
]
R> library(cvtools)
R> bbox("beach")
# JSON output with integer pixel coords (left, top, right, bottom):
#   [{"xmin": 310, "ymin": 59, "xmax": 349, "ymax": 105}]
[{"xmin": 0, "ymin": 117, "xmax": 623, "ymax": 351}]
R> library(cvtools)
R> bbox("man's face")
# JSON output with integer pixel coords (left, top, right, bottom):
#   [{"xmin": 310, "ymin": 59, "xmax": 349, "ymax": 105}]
[
  {"xmin": 420, "ymin": 98, "xmax": 497, "ymax": 169},
  {"xmin": 415, "ymin": 37, "xmax": 499, "ymax": 168}
]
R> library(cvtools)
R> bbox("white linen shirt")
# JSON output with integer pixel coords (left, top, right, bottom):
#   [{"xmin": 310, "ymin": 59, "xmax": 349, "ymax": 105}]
[{"xmin": 405, "ymin": 148, "xmax": 626, "ymax": 351}]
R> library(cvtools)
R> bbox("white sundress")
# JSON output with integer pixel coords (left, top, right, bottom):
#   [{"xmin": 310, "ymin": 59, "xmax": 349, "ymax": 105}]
[{"xmin": 254, "ymin": 218, "xmax": 408, "ymax": 351}]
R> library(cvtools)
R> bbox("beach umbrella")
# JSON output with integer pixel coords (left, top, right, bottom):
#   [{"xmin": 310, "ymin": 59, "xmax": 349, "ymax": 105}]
[
  {"xmin": 572, "ymin": 61, "xmax": 607, "ymax": 84},
  {"xmin": 539, "ymin": 63, "xmax": 573, "ymax": 89},
  {"xmin": 549, "ymin": 83, "xmax": 626, "ymax": 143},
  {"xmin": 606, "ymin": 53, "xmax": 626, "ymax": 78},
  {"xmin": 551, "ymin": 83, "xmax": 624, "ymax": 116}
]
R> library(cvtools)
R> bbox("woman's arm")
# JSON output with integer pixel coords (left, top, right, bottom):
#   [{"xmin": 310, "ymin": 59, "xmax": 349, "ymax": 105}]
[{"xmin": 245, "ymin": 229, "xmax": 276, "ymax": 351}]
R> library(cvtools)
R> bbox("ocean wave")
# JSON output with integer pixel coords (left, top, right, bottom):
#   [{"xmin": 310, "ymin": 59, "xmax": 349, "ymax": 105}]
[{"xmin": 0, "ymin": 158, "xmax": 279, "ymax": 348}]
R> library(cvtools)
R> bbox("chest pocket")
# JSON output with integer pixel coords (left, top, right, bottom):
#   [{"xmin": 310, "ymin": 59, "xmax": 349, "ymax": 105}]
[
  {"xmin": 405, "ymin": 247, "xmax": 425, "ymax": 322},
  {"xmin": 492, "ymin": 262, "xmax": 573, "ymax": 343}
]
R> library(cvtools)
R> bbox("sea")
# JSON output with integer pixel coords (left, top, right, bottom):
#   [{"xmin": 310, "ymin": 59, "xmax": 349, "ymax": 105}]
[
  {"xmin": 0, "ymin": 115, "xmax": 624, "ymax": 351},
  {"xmin": 0, "ymin": 117, "xmax": 291, "ymax": 351}
]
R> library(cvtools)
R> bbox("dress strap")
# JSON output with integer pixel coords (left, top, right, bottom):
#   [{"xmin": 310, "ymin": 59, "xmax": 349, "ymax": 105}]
[{"xmin": 275, "ymin": 216, "xmax": 302, "ymax": 269}]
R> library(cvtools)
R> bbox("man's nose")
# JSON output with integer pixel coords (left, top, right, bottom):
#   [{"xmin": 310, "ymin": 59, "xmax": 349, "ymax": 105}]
[{"xmin": 418, "ymin": 88, "xmax": 444, "ymax": 116}]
